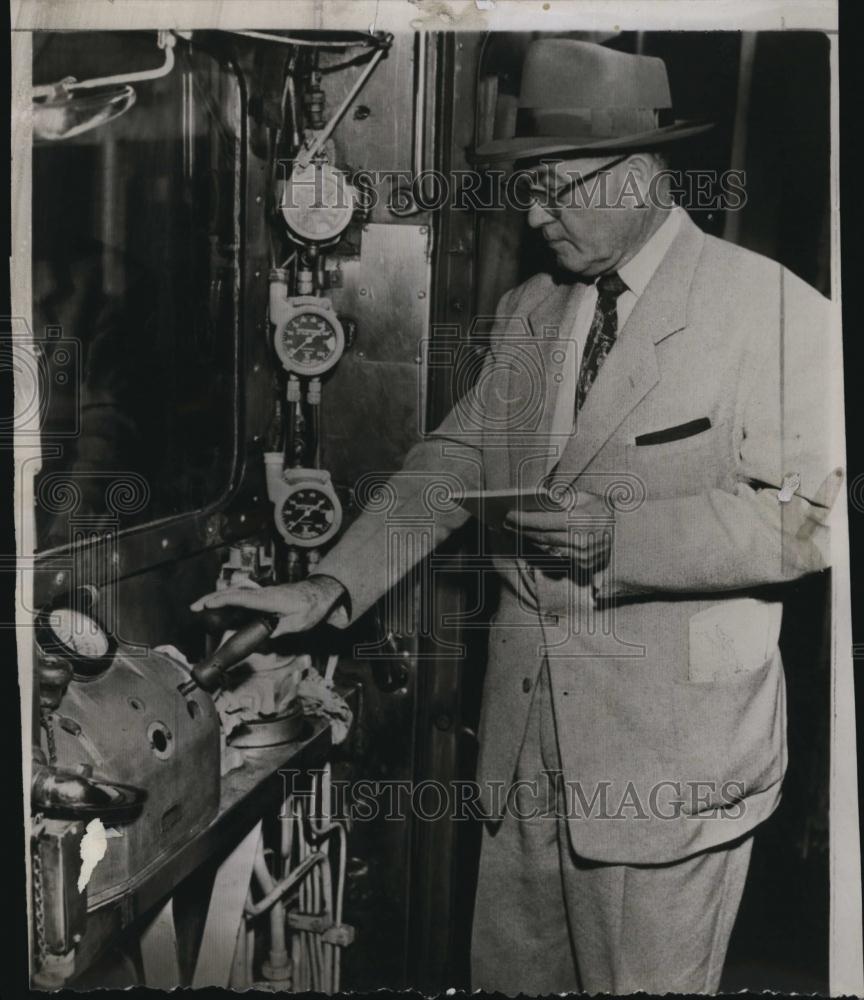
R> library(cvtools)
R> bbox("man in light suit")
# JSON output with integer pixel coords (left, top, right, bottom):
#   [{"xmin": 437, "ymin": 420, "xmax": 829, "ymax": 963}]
[{"xmin": 194, "ymin": 40, "xmax": 842, "ymax": 994}]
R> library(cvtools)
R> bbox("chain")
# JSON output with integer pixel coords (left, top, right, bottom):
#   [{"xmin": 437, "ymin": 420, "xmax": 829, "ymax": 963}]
[
  {"xmin": 40, "ymin": 708, "xmax": 57, "ymax": 766},
  {"xmin": 34, "ymin": 709, "xmax": 55, "ymax": 969},
  {"xmin": 32, "ymin": 825, "xmax": 47, "ymax": 966}
]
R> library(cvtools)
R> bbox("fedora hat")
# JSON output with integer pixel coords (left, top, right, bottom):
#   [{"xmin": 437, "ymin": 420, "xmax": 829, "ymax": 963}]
[{"xmin": 472, "ymin": 39, "xmax": 713, "ymax": 164}]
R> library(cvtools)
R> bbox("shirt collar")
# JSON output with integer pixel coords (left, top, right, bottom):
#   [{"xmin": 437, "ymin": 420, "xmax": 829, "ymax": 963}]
[{"xmin": 615, "ymin": 206, "xmax": 684, "ymax": 299}]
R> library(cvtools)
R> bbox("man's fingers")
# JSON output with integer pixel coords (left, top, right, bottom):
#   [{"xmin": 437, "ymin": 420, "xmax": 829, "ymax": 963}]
[
  {"xmin": 505, "ymin": 510, "xmax": 569, "ymax": 530},
  {"xmin": 190, "ymin": 588, "xmax": 272, "ymax": 613},
  {"xmin": 518, "ymin": 529, "xmax": 570, "ymax": 544},
  {"xmin": 519, "ymin": 529, "xmax": 612, "ymax": 552},
  {"xmin": 506, "ymin": 494, "xmax": 609, "ymax": 530},
  {"xmin": 188, "ymin": 580, "xmax": 340, "ymax": 643}
]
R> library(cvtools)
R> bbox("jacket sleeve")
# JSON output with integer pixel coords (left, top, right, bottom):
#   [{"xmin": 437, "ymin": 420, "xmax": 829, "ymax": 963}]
[
  {"xmin": 314, "ymin": 290, "xmax": 517, "ymax": 626},
  {"xmin": 596, "ymin": 269, "xmax": 844, "ymax": 599}
]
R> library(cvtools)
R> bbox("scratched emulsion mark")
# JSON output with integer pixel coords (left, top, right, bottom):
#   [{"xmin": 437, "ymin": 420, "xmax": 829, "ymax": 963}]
[
  {"xmin": 406, "ymin": 0, "xmax": 494, "ymax": 29},
  {"xmin": 78, "ymin": 817, "xmax": 108, "ymax": 893}
]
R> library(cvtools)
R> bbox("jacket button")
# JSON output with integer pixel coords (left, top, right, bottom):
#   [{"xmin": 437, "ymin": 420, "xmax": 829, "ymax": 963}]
[{"xmin": 522, "ymin": 677, "xmax": 532, "ymax": 693}]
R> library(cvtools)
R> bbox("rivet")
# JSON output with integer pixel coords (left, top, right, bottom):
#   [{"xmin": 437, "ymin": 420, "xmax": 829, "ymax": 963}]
[
  {"xmin": 54, "ymin": 572, "xmax": 65, "ymax": 586},
  {"xmin": 359, "ymin": 288, "xmax": 368, "ymax": 296},
  {"xmin": 161, "ymin": 538, "xmax": 169, "ymax": 549},
  {"xmin": 417, "ymin": 291, "xmax": 426, "ymax": 299}
]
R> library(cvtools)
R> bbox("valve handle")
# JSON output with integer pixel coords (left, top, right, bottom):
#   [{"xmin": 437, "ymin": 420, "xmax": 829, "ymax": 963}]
[{"xmin": 180, "ymin": 615, "xmax": 279, "ymax": 695}]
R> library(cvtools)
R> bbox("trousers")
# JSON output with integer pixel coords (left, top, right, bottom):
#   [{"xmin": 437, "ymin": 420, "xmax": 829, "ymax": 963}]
[{"xmin": 471, "ymin": 661, "xmax": 754, "ymax": 995}]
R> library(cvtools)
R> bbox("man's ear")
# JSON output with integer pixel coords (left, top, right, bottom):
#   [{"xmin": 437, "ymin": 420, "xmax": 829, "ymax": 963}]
[{"xmin": 614, "ymin": 153, "xmax": 653, "ymax": 208}]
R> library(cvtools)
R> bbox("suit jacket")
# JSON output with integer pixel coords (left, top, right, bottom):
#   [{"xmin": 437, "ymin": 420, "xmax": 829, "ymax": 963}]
[{"xmin": 317, "ymin": 211, "xmax": 842, "ymax": 863}]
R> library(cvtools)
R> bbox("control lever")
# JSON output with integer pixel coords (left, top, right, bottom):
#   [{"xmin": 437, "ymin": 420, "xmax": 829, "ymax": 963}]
[
  {"xmin": 179, "ymin": 615, "xmax": 279, "ymax": 695},
  {"xmin": 32, "ymin": 752, "xmax": 146, "ymax": 823}
]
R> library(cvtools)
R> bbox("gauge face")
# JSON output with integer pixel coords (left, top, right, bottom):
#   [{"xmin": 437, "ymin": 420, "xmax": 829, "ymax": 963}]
[
  {"xmin": 278, "ymin": 485, "xmax": 342, "ymax": 547},
  {"xmin": 280, "ymin": 164, "xmax": 355, "ymax": 243},
  {"xmin": 277, "ymin": 310, "xmax": 343, "ymax": 375},
  {"xmin": 49, "ymin": 607, "xmax": 110, "ymax": 659}
]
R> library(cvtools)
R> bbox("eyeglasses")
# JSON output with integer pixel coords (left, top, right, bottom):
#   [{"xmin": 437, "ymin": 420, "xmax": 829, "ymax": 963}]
[{"xmin": 513, "ymin": 154, "xmax": 629, "ymax": 213}]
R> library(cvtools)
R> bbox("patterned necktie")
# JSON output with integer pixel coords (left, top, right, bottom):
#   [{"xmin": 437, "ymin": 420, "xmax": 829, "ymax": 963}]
[{"xmin": 575, "ymin": 271, "xmax": 628, "ymax": 412}]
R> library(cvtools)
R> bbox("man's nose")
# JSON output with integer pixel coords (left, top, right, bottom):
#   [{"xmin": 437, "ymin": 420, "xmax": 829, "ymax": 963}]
[{"xmin": 526, "ymin": 201, "xmax": 553, "ymax": 229}]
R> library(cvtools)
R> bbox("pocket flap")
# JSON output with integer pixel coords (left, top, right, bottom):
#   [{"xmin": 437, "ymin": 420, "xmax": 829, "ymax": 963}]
[{"xmin": 634, "ymin": 417, "xmax": 712, "ymax": 446}]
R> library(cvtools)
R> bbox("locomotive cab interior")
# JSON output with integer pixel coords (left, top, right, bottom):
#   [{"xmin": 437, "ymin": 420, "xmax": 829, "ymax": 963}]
[{"xmin": 22, "ymin": 24, "xmax": 837, "ymax": 992}]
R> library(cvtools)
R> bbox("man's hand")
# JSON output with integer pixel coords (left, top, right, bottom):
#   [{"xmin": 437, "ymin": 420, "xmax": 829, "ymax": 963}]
[
  {"xmin": 190, "ymin": 576, "xmax": 347, "ymax": 637},
  {"xmin": 504, "ymin": 491, "xmax": 613, "ymax": 573}
]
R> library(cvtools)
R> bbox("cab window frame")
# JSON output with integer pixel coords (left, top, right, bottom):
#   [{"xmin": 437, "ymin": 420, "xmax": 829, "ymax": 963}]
[{"xmin": 30, "ymin": 30, "xmax": 252, "ymax": 604}]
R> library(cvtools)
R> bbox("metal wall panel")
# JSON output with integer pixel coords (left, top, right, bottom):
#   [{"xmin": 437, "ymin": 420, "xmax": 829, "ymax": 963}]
[{"xmin": 322, "ymin": 222, "xmax": 431, "ymax": 486}]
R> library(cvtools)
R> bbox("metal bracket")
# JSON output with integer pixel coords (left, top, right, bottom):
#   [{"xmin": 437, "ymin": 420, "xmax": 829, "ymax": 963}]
[{"xmin": 286, "ymin": 911, "xmax": 355, "ymax": 948}]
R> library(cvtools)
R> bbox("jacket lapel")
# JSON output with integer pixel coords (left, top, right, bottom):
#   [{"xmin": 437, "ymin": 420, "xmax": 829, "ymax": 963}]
[
  {"xmin": 504, "ymin": 279, "xmax": 587, "ymax": 488},
  {"xmin": 548, "ymin": 214, "xmax": 706, "ymax": 482}
]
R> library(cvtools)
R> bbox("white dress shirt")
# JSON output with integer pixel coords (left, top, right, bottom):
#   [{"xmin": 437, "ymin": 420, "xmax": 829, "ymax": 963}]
[{"xmin": 549, "ymin": 206, "xmax": 685, "ymax": 444}]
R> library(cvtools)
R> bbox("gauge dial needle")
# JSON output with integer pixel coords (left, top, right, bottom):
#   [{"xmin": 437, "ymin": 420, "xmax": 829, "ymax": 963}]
[{"xmin": 285, "ymin": 498, "xmax": 327, "ymax": 533}]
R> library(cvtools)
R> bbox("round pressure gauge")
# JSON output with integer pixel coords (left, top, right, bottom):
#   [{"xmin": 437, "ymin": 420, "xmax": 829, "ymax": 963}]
[
  {"xmin": 275, "ymin": 473, "xmax": 343, "ymax": 548},
  {"xmin": 36, "ymin": 594, "xmax": 116, "ymax": 678},
  {"xmin": 280, "ymin": 162, "xmax": 355, "ymax": 244},
  {"xmin": 51, "ymin": 608, "xmax": 110, "ymax": 658},
  {"xmin": 274, "ymin": 298, "xmax": 345, "ymax": 377}
]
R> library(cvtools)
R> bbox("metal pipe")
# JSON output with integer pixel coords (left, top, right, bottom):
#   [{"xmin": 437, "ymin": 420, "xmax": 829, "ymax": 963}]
[
  {"xmin": 100, "ymin": 139, "xmax": 123, "ymax": 296},
  {"xmin": 245, "ymin": 921, "xmax": 255, "ymax": 987},
  {"xmin": 182, "ymin": 67, "xmax": 195, "ymax": 180},
  {"xmin": 281, "ymin": 797, "xmax": 294, "ymax": 877},
  {"xmin": 284, "ymin": 71, "xmax": 301, "ymax": 151},
  {"xmin": 299, "ymin": 821, "xmax": 309, "ymax": 992},
  {"xmin": 32, "ymin": 31, "xmax": 176, "ymax": 99},
  {"xmin": 413, "ymin": 33, "xmax": 427, "ymax": 179},
  {"xmin": 252, "ymin": 845, "xmax": 290, "ymax": 980},
  {"xmin": 229, "ymin": 894, "xmax": 250, "ymax": 988},
  {"xmin": 230, "ymin": 30, "xmax": 380, "ymax": 50},
  {"xmin": 294, "ymin": 40, "xmax": 391, "ymax": 169},
  {"xmin": 723, "ymin": 32, "xmax": 757, "ymax": 245},
  {"xmin": 246, "ymin": 850, "xmax": 327, "ymax": 918}
]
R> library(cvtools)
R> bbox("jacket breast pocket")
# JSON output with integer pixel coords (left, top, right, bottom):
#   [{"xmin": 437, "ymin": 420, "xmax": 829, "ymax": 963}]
[{"xmin": 622, "ymin": 422, "xmax": 730, "ymax": 498}]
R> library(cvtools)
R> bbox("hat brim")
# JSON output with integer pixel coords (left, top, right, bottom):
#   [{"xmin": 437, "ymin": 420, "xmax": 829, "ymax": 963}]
[{"xmin": 470, "ymin": 119, "xmax": 714, "ymax": 165}]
